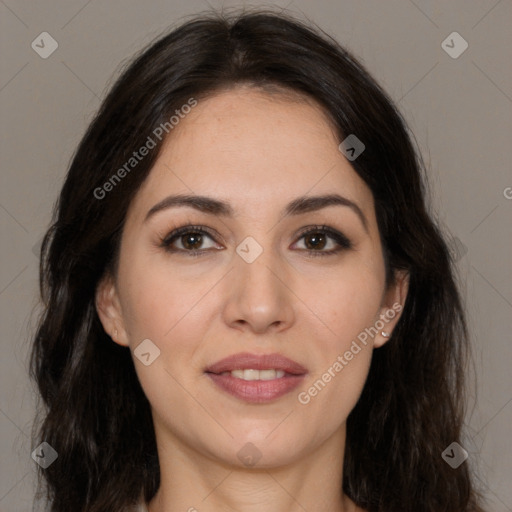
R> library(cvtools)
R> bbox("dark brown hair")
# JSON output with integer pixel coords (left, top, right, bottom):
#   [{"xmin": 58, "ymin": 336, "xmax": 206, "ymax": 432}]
[{"xmin": 30, "ymin": 7, "xmax": 486, "ymax": 512}]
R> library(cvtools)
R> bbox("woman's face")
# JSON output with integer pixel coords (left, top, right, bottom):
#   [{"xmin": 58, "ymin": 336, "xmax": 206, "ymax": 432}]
[{"xmin": 97, "ymin": 85, "xmax": 407, "ymax": 468}]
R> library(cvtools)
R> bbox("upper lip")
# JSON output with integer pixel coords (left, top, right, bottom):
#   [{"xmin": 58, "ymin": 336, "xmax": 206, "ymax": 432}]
[{"xmin": 205, "ymin": 352, "xmax": 308, "ymax": 375}]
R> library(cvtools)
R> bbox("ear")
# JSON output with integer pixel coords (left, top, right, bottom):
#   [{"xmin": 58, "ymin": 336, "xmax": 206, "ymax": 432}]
[
  {"xmin": 374, "ymin": 269, "xmax": 409, "ymax": 348},
  {"xmin": 95, "ymin": 273, "xmax": 129, "ymax": 347}
]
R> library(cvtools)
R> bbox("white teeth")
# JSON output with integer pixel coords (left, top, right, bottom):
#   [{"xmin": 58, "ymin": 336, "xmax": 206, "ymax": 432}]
[
  {"xmin": 223, "ymin": 369, "xmax": 286, "ymax": 380},
  {"xmin": 259, "ymin": 369, "xmax": 284, "ymax": 380},
  {"xmin": 243, "ymin": 369, "xmax": 260, "ymax": 381}
]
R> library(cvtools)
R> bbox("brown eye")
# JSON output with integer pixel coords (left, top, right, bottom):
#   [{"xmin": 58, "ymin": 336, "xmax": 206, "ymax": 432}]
[
  {"xmin": 180, "ymin": 232, "xmax": 204, "ymax": 250},
  {"xmin": 161, "ymin": 225, "xmax": 220, "ymax": 255},
  {"xmin": 294, "ymin": 225, "xmax": 352, "ymax": 257},
  {"xmin": 303, "ymin": 232, "xmax": 328, "ymax": 250}
]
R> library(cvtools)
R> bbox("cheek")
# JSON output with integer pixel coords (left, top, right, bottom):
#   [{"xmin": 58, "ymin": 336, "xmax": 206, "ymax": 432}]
[
  {"xmin": 117, "ymin": 252, "xmax": 217, "ymax": 389},
  {"xmin": 298, "ymin": 279, "xmax": 379, "ymax": 432},
  {"xmin": 313, "ymin": 260, "xmax": 385, "ymax": 346},
  {"xmin": 117, "ymin": 245, "xmax": 202, "ymax": 341},
  {"xmin": 118, "ymin": 261, "xmax": 211, "ymax": 423},
  {"xmin": 297, "ymin": 257, "xmax": 384, "ymax": 418}
]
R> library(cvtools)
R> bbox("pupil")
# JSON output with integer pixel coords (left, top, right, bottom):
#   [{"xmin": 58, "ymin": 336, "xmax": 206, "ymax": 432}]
[
  {"xmin": 183, "ymin": 233, "xmax": 202, "ymax": 250},
  {"xmin": 306, "ymin": 233, "xmax": 325, "ymax": 250}
]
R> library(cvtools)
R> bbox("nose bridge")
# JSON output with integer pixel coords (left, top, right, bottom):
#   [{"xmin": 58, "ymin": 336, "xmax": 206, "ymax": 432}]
[
  {"xmin": 239, "ymin": 246, "xmax": 282, "ymax": 293},
  {"xmin": 223, "ymin": 235, "xmax": 294, "ymax": 332}
]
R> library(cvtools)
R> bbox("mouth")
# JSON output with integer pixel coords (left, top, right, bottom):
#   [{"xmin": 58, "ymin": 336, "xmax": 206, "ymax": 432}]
[{"xmin": 204, "ymin": 352, "xmax": 307, "ymax": 404}]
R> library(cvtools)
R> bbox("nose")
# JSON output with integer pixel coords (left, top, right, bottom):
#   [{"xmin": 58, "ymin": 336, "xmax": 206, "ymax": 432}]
[{"xmin": 222, "ymin": 246, "xmax": 296, "ymax": 335}]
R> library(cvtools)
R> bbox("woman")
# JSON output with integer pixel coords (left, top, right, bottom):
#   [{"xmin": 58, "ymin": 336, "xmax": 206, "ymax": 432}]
[{"xmin": 30, "ymin": 8, "xmax": 486, "ymax": 512}]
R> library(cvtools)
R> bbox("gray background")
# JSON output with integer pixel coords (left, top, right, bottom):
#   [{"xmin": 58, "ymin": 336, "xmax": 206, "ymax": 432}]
[{"xmin": 1, "ymin": 1, "xmax": 511, "ymax": 510}]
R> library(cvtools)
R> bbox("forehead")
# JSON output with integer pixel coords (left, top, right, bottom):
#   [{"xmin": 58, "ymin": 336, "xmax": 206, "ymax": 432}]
[{"xmin": 127, "ymin": 86, "xmax": 374, "ymax": 222}]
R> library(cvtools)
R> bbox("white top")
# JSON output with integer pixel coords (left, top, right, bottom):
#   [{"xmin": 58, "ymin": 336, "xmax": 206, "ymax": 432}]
[{"xmin": 128, "ymin": 501, "xmax": 149, "ymax": 512}]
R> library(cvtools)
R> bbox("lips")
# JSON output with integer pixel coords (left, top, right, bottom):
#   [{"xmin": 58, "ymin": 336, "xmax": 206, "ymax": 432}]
[
  {"xmin": 205, "ymin": 352, "xmax": 307, "ymax": 404},
  {"xmin": 205, "ymin": 352, "xmax": 308, "ymax": 375}
]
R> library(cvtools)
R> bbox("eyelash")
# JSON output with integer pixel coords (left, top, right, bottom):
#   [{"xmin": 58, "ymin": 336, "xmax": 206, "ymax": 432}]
[{"xmin": 159, "ymin": 224, "xmax": 352, "ymax": 258}]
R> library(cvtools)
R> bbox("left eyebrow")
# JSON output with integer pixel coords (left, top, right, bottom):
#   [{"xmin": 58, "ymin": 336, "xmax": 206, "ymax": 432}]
[
  {"xmin": 144, "ymin": 193, "xmax": 368, "ymax": 232},
  {"xmin": 284, "ymin": 194, "xmax": 368, "ymax": 232}
]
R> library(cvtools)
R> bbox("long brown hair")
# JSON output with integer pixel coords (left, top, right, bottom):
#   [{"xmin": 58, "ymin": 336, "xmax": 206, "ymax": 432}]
[{"xmin": 30, "ymin": 8, "xmax": 486, "ymax": 512}]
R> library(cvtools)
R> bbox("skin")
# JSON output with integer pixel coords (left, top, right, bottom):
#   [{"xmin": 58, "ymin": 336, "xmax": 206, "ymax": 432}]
[{"xmin": 96, "ymin": 85, "xmax": 408, "ymax": 512}]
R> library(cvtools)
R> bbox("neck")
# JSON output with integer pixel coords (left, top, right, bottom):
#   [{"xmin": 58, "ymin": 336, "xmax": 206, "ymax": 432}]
[{"xmin": 147, "ymin": 417, "xmax": 357, "ymax": 512}]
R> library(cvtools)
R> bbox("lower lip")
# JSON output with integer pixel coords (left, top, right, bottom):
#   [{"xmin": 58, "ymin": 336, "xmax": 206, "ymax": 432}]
[{"xmin": 206, "ymin": 372, "xmax": 306, "ymax": 403}]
